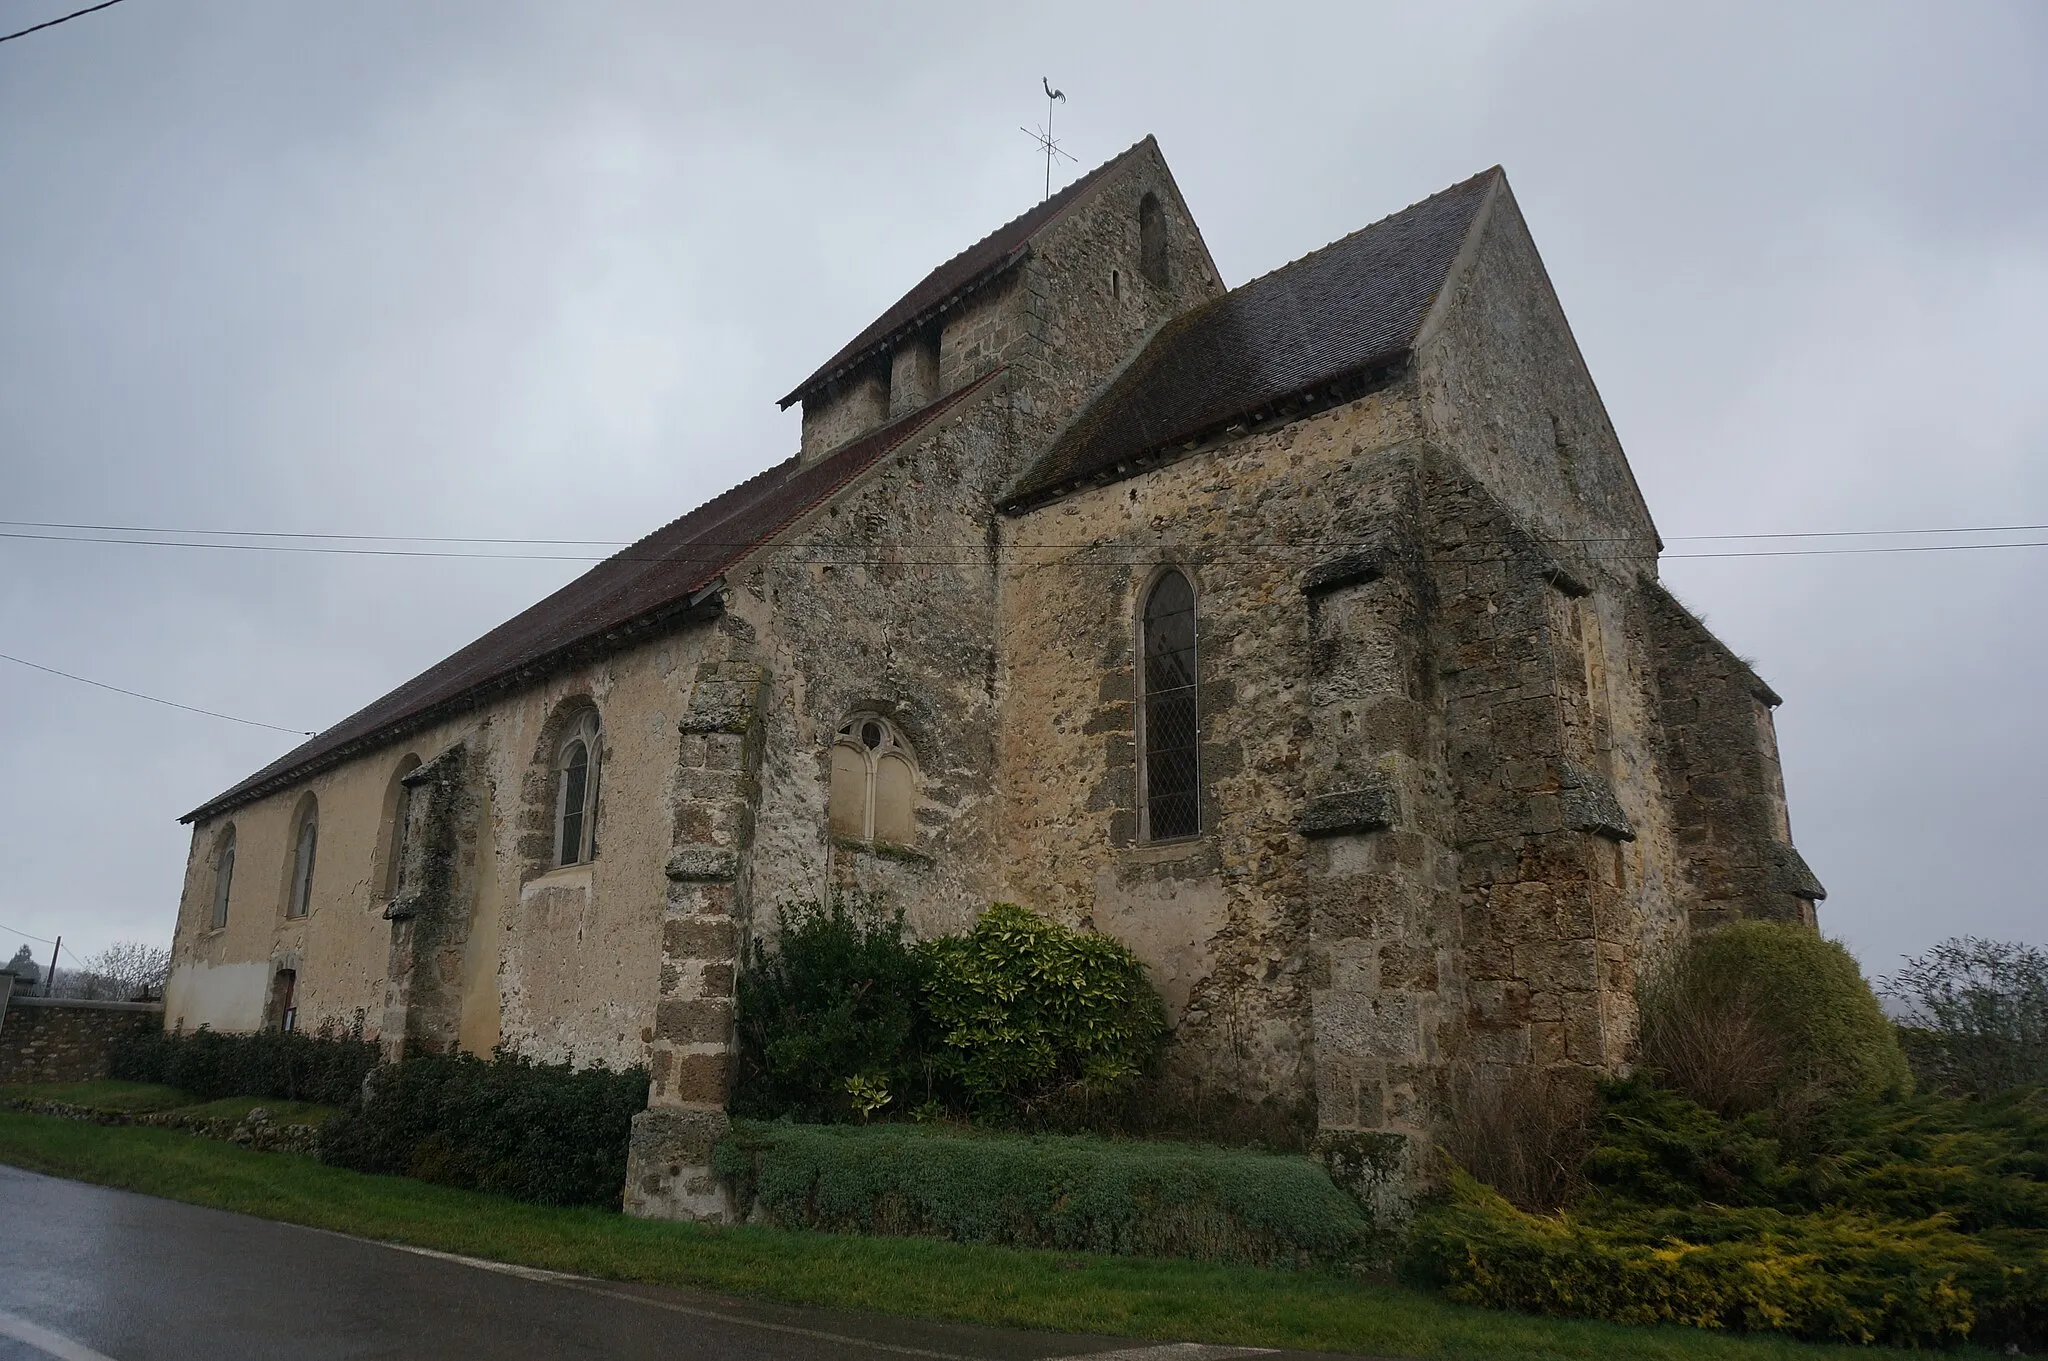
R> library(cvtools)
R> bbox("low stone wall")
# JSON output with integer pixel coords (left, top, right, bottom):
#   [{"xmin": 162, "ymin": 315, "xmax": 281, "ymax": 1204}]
[{"xmin": 0, "ymin": 997, "xmax": 163, "ymax": 1084}]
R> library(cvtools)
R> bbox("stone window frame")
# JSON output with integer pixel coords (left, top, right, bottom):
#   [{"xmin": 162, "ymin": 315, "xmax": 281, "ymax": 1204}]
[
  {"xmin": 829, "ymin": 711, "xmax": 919, "ymax": 847},
  {"xmin": 555, "ymin": 709, "xmax": 603, "ymax": 868},
  {"xmin": 376, "ymin": 752, "xmax": 422, "ymax": 903},
  {"xmin": 208, "ymin": 823, "xmax": 236, "ymax": 932},
  {"xmin": 1135, "ymin": 564, "xmax": 1203, "ymax": 844},
  {"xmin": 281, "ymin": 795, "xmax": 318, "ymax": 921}
]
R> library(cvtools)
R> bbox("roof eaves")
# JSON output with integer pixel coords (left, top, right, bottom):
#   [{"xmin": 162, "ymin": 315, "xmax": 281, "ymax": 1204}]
[{"xmin": 775, "ymin": 244, "xmax": 1029, "ymax": 409}]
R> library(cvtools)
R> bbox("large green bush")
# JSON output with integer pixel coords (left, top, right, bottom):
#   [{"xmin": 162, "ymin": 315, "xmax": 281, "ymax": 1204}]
[
  {"xmin": 734, "ymin": 898, "xmax": 1167, "ymax": 1123},
  {"xmin": 921, "ymin": 902, "xmax": 1165, "ymax": 1113},
  {"xmin": 732, "ymin": 895, "xmax": 933, "ymax": 1123},
  {"xmin": 110, "ymin": 1026, "xmax": 378, "ymax": 1107},
  {"xmin": 318, "ymin": 1050, "xmax": 647, "ymax": 1209},
  {"xmin": 1409, "ymin": 1076, "xmax": 2048, "ymax": 1348},
  {"xmin": 713, "ymin": 1120, "xmax": 1370, "ymax": 1267},
  {"xmin": 1637, "ymin": 920, "xmax": 1909, "ymax": 1115}
]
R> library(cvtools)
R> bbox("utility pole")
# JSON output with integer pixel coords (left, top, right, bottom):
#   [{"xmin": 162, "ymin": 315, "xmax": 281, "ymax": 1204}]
[{"xmin": 44, "ymin": 935, "xmax": 60, "ymax": 997}]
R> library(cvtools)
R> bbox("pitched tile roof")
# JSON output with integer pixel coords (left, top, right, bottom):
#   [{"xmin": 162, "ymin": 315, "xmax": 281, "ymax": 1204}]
[
  {"xmin": 1007, "ymin": 167, "xmax": 1502, "ymax": 508},
  {"xmin": 184, "ymin": 371, "xmax": 1001, "ymax": 823},
  {"xmin": 778, "ymin": 139, "xmax": 1156, "ymax": 409}
]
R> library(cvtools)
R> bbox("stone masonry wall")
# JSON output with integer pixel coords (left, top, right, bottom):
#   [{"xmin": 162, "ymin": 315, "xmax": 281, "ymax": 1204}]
[{"xmin": 1, "ymin": 998, "xmax": 163, "ymax": 1084}]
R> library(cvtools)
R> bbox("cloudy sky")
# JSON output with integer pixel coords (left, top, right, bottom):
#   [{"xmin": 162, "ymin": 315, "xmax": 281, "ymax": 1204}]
[{"xmin": 1, "ymin": 0, "xmax": 2041, "ymax": 981}]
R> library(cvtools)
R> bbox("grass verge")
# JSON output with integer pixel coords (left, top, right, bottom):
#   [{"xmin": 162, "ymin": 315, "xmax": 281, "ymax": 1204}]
[
  {"xmin": 2, "ymin": 1080, "xmax": 189, "ymax": 1111},
  {"xmin": 0, "ymin": 1111, "xmax": 1958, "ymax": 1361}
]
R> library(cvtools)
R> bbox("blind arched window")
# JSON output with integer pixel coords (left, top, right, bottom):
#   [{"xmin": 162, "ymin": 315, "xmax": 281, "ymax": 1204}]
[
  {"xmin": 384, "ymin": 754, "xmax": 421, "ymax": 900},
  {"xmin": 556, "ymin": 712, "xmax": 601, "ymax": 866},
  {"xmin": 285, "ymin": 805, "xmax": 318, "ymax": 919},
  {"xmin": 1140, "ymin": 569, "xmax": 1200, "ymax": 841},
  {"xmin": 829, "ymin": 714, "xmax": 916, "ymax": 845},
  {"xmin": 211, "ymin": 828, "xmax": 236, "ymax": 930}
]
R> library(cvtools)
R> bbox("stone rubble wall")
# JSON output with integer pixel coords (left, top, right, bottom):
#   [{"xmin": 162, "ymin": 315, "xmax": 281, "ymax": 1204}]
[{"xmin": 0, "ymin": 997, "xmax": 163, "ymax": 1084}]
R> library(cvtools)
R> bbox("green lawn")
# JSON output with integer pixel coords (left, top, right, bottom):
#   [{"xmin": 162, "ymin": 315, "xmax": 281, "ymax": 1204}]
[
  {"xmin": 0, "ymin": 1111, "xmax": 1965, "ymax": 1361},
  {"xmin": 2, "ymin": 1080, "xmax": 190, "ymax": 1111},
  {"xmin": 0, "ymin": 1081, "xmax": 338, "ymax": 1126}
]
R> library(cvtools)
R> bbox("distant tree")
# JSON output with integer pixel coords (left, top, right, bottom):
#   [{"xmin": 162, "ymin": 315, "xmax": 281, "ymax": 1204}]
[
  {"xmin": 3, "ymin": 945, "xmax": 40, "ymax": 987},
  {"xmin": 1883, "ymin": 936, "xmax": 2048, "ymax": 1098},
  {"xmin": 65, "ymin": 942, "xmax": 172, "ymax": 1002}
]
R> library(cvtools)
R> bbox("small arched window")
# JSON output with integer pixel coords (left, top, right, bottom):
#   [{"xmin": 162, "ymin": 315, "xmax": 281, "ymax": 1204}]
[
  {"xmin": 1140, "ymin": 569, "xmax": 1200, "ymax": 841},
  {"xmin": 210, "ymin": 827, "xmax": 236, "ymax": 930},
  {"xmin": 1139, "ymin": 192, "xmax": 1169, "ymax": 289},
  {"xmin": 556, "ymin": 711, "xmax": 601, "ymax": 867},
  {"xmin": 829, "ymin": 714, "xmax": 916, "ymax": 845},
  {"xmin": 285, "ymin": 802, "xmax": 318, "ymax": 919}
]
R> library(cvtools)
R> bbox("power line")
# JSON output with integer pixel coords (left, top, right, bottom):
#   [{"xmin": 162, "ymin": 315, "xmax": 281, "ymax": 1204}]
[
  {"xmin": 0, "ymin": 651, "xmax": 314, "ymax": 736},
  {"xmin": 7, "ymin": 518, "xmax": 2047, "ymax": 548},
  {"xmin": 4, "ymin": 526, "xmax": 2048, "ymax": 566},
  {"xmin": 0, "ymin": 0, "xmax": 133, "ymax": 46},
  {"xmin": 0, "ymin": 921, "xmax": 58, "ymax": 947}
]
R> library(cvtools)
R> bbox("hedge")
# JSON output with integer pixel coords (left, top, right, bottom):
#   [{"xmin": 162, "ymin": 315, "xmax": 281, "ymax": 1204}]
[
  {"xmin": 319, "ymin": 1051, "xmax": 648, "ymax": 1209},
  {"xmin": 110, "ymin": 1027, "xmax": 378, "ymax": 1107},
  {"xmin": 713, "ymin": 1120, "xmax": 1371, "ymax": 1267}
]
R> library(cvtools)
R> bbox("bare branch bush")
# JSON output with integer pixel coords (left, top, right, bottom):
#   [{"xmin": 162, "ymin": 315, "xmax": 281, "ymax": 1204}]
[{"xmin": 1441, "ymin": 1062, "xmax": 1597, "ymax": 1211}]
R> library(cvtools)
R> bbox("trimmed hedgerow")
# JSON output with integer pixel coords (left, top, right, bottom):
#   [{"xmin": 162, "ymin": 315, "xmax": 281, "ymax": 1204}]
[
  {"xmin": 713, "ymin": 1120, "xmax": 1371, "ymax": 1267},
  {"xmin": 110, "ymin": 1026, "xmax": 378, "ymax": 1108},
  {"xmin": 319, "ymin": 1050, "xmax": 647, "ymax": 1209}
]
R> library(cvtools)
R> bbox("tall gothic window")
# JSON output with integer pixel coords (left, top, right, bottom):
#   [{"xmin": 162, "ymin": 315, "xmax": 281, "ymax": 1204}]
[
  {"xmin": 210, "ymin": 827, "xmax": 236, "ymax": 930},
  {"xmin": 556, "ymin": 712, "xmax": 601, "ymax": 866},
  {"xmin": 829, "ymin": 714, "xmax": 916, "ymax": 845},
  {"xmin": 1140, "ymin": 569, "xmax": 1200, "ymax": 841},
  {"xmin": 285, "ymin": 802, "xmax": 318, "ymax": 919}
]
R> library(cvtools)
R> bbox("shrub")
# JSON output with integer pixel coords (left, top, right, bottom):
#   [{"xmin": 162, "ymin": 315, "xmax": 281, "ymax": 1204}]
[
  {"xmin": 318, "ymin": 1050, "xmax": 647, "ymax": 1209},
  {"xmin": 1441, "ymin": 1063, "xmax": 1597, "ymax": 1212},
  {"xmin": 1637, "ymin": 920, "xmax": 1909, "ymax": 1117},
  {"xmin": 713, "ymin": 1120, "xmax": 1371, "ymax": 1267},
  {"xmin": 1405, "ymin": 1172, "xmax": 1985, "ymax": 1348},
  {"xmin": 732, "ymin": 894, "xmax": 933, "ymax": 1123},
  {"xmin": 1884, "ymin": 936, "xmax": 2048, "ymax": 1098},
  {"xmin": 110, "ymin": 1026, "xmax": 378, "ymax": 1107},
  {"xmin": 920, "ymin": 903, "xmax": 1165, "ymax": 1114},
  {"xmin": 1416, "ymin": 1076, "xmax": 2048, "ymax": 1348}
]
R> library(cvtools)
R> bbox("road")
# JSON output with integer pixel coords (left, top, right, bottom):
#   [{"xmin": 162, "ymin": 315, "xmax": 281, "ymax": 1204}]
[{"xmin": 0, "ymin": 1165, "xmax": 1377, "ymax": 1361}]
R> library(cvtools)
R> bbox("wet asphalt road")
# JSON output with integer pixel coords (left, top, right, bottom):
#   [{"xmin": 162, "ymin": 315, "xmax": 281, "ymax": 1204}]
[{"xmin": 0, "ymin": 1165, "xmax": 1379, "ymax": 1361}]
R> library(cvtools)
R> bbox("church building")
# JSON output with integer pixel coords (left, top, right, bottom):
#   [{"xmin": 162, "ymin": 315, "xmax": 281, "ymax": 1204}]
[{"xmin": 164, "ymin": 138, "xmax": 1826, "ymax": 1219}]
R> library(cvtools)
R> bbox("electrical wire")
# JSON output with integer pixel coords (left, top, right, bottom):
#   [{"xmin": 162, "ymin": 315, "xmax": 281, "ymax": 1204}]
[
  {"xmin": 0, "ymin": 922, "xmax": 58, "ymax": 947},
  {"xmin": 0, "ymin": 651, "xmax": 314, "ymax": 736},
  {"xmin": 0, "ymin": 0, "xmax": 133, "ymax": 46}
]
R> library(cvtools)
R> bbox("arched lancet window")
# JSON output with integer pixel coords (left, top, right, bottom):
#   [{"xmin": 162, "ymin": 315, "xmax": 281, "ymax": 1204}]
[
  {"xmin": 1139, "ymin": 192, "xmax": 1170, "ymax": 289},
  {"xmin": 285, "ymin": 802, "xmax": 318, "ymax": 919},
  {"xmin": 210, "ymin": 827, "xmax": 236, "ymax": 930},
  {"xmin": 829, "ymin": 714, "xmax": 916, "ymax": 845},
  {"xmin": 383, "ymin": 754, "xmax": 421, "ymax": 900},
  {"xmin": 1140, "ymin": 569, "xmax": 1200, "ymax": 841},
  {"xmin": 556, "ymin": 711, "xmax": 601, "ymax": 867}
]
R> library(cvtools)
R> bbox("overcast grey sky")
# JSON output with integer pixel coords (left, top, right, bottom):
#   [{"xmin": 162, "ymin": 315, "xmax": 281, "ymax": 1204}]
[{"xmin": 1, "ymin": 0, "xmax": 2041, "ymax": 980}]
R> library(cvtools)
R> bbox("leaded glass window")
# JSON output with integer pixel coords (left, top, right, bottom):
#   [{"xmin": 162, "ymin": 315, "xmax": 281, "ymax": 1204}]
[
  {"xmin": 556, "ymin": 712, "xmax": 601, "ymax": 867},
  {"xmin": 1141, "ymin": 569, "xmax": 1200, "ymax": 840}
]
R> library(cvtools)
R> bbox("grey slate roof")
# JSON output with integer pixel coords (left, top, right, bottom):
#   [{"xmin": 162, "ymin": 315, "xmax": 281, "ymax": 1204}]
[
  {"xmin": 778, "ymin": 139, "xmax": 1155, "ymax": 409},
  {"xmin": 184, "ymin": 371, "xmax": 1001, "ymax": 823},
  {"xmin": 1008, "ymin": 167, "xmax": 1501, "ymax": 508}
]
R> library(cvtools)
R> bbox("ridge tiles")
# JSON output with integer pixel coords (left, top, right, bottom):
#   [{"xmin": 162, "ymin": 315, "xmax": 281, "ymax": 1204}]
[
  {"xmin": 185, "ymin": 371, "xmax": 999, "ymax": 823},
  {"xmin": 1011, "ymin": 167, "xmax": 1502, "ymax": 506},
  {"xmin": 779, "ymin": 138, "xmax": 1156, "ymax": 409}
]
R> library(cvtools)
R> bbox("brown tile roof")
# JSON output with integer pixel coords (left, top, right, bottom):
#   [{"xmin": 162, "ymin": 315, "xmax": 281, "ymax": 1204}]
[
  {"xmin": 184, "ymin": 371, "xmax": 1002, "ymax": 824},
  {"xmin": 1007, "ymin": 167, "xmax": 1502, "ymax": 509},
  {"xmin": 777, "ymin": 139, "xmax": 1156, "ymax": 409}
]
